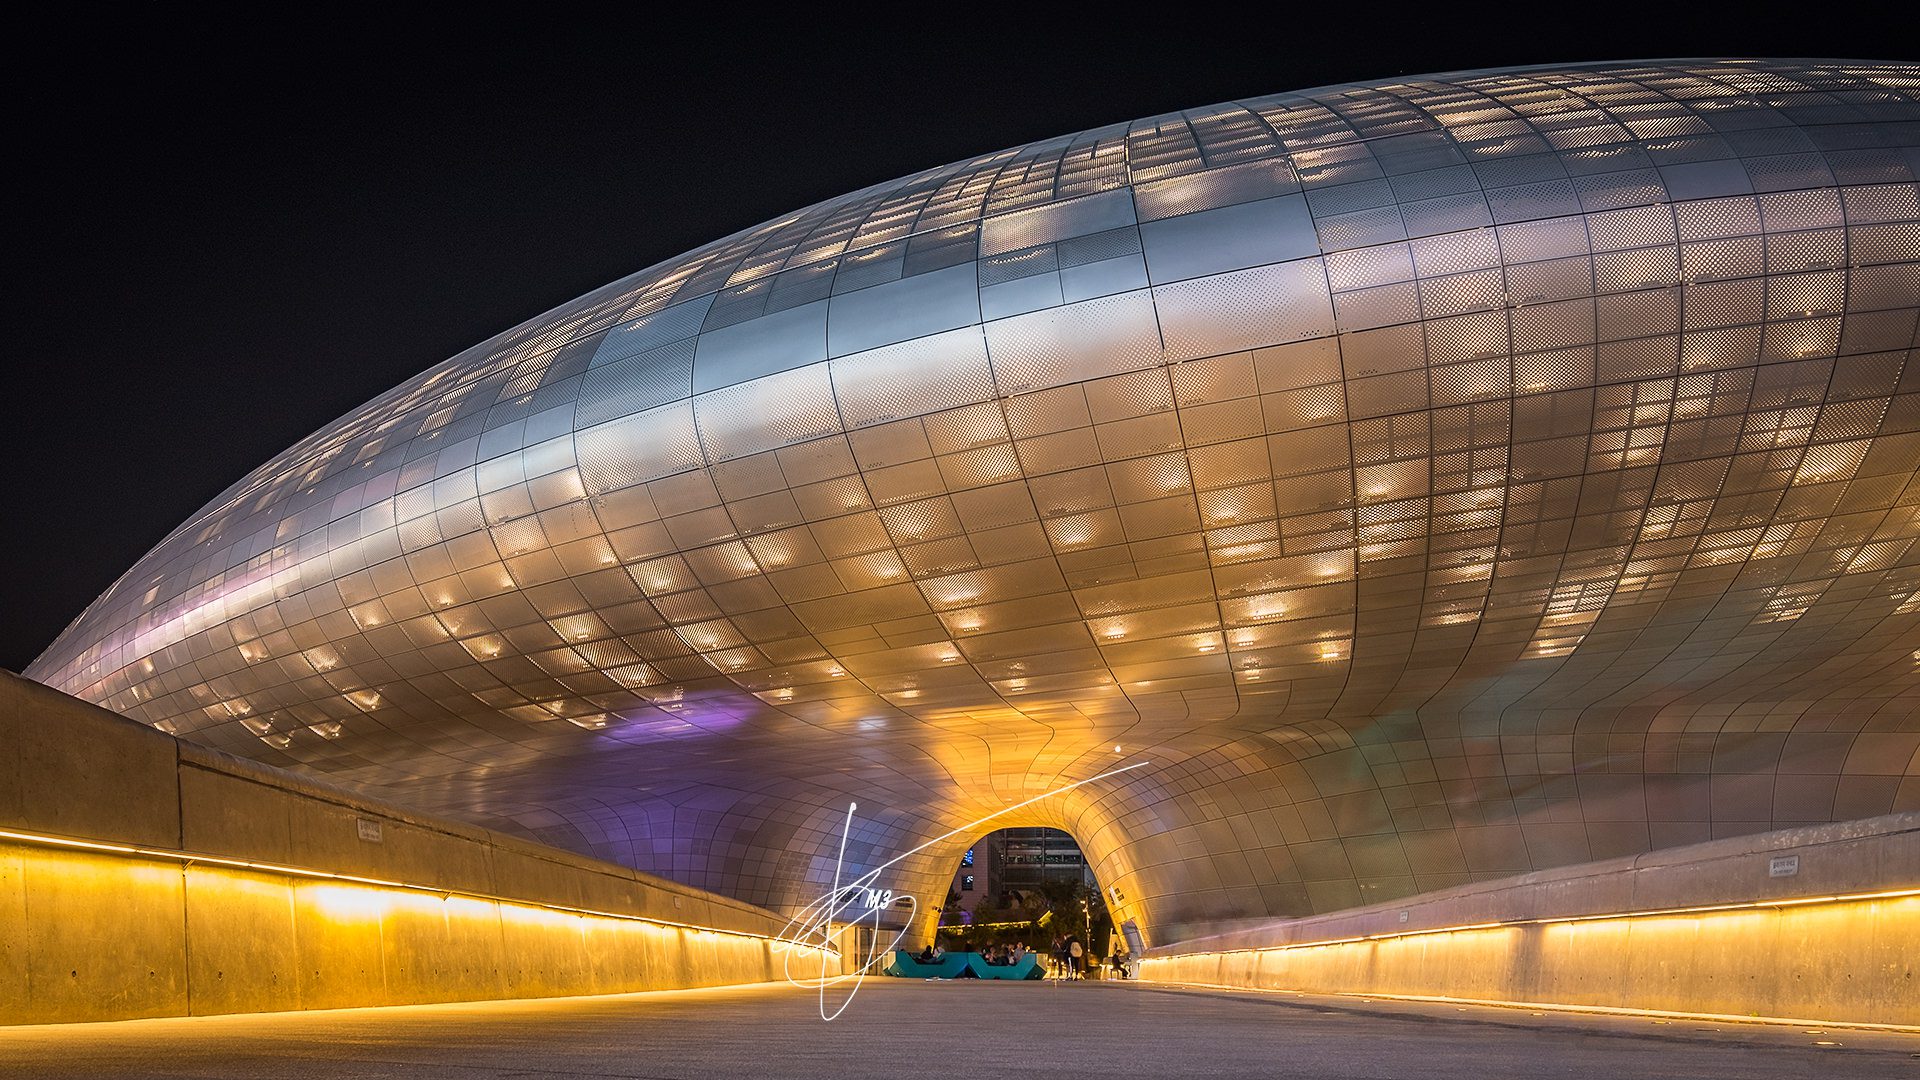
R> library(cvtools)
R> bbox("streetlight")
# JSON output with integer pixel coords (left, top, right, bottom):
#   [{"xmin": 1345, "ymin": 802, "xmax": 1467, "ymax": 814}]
[{"xmin": 1080, "ymin": 896, "xmax": 1090, "ymax": 979}]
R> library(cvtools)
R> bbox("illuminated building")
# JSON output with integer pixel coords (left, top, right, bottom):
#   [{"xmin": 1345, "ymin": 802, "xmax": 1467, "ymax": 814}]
[
  {"xmin": 28, "ymin": 59, "xmax": 1920, "ymax": 948},
  {"xmin": 993, "ymin": 829, "xmax": 1092, "ymax": 897}
]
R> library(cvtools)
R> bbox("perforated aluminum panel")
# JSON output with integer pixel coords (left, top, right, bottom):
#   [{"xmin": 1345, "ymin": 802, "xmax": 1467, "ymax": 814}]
[{"xmin": 28, "ymin": 59, "xmax": 1920, "ymax": 937}]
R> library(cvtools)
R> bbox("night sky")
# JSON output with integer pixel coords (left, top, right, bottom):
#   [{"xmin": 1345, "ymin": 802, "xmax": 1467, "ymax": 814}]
[{"xmin": 4, "ymin": 10, "xmax": 1910, "ymax": 672}]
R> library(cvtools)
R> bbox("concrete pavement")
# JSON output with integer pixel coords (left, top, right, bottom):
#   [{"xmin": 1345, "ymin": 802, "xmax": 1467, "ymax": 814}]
[{"xmin": 2, "ymin": 978, "xmax": 1915, "ymax": 1078}]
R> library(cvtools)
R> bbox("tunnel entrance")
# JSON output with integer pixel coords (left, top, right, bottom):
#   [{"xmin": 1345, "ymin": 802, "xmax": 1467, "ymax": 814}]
[{"xmin": 926, "ymin": 828, "xmax": 1126, "ymax": 978}]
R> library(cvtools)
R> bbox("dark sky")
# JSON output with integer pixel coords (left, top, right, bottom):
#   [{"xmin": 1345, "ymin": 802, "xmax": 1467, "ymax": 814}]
[{"xmin": 4, "ymin": 10, "xmax": 1911, "ymax": 672}]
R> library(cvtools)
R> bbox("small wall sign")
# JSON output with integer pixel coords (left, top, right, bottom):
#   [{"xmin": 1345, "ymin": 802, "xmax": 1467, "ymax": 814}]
[
  {"xmin": 356, "ymin": 817, "xmax": 383, "ymax": 843},
  {"xmin": 1768, "ymin": 854, "xmax": 1799, "ymax": 878}
]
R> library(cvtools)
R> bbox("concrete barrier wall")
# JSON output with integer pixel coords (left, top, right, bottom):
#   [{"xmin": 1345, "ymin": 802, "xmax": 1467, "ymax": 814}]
[
  {"xmin": 0, "ymin": 672, "xmax": 839, "ymax": 1025},
  {"xmin": 1141, "ymin": 813, "xmax": 1920, "ymax": 1027}
]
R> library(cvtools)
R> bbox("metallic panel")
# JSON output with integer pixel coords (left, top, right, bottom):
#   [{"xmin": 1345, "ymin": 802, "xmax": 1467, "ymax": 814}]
[
  {"xmin": 1139, "ymin": 194, "xmax": 1319, "ymax": 283},
  {"xmin": 826, "ymin": 262, "xmax": 981, "ymax": 357},
  {"xmin": 692, "ymin": 299, "xmax": 828, "ymax": 392}
]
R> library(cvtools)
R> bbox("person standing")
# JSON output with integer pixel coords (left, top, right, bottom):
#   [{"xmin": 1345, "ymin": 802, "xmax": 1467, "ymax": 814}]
[{"xmin": 1067, "ymin": 936, "xmax": 1084, "ymax": 980}]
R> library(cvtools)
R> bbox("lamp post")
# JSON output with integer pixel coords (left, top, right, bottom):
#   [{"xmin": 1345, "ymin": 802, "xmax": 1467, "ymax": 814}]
[{"xmin": 1080, "ymin": 896, "xmax": 1090, "ymax": 979}]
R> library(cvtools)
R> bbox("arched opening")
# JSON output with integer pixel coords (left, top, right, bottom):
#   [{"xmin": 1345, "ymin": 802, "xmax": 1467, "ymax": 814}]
[{"xmin": 908, "ymin": 827, "xmax": 1135, "ymax": 979}]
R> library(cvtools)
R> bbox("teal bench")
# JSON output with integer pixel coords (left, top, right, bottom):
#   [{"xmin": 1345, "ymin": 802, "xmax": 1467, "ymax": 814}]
[
  {"xmin": 966, "ymin": 953, "xmax": 1043, "ymax": 980},
  {"xmin": 883, "ymin": 951, "xmax": 1043, "ymax": 979},
  {"xmin": 884, "ymin": 951, "xmax": 971, "ymax": 978}
]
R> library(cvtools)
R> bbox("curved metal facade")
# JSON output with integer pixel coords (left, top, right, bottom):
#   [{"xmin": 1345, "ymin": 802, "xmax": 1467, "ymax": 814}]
[{"xmin": 30, "ymin": 59, "xmax": 1920, "ymax": 937}]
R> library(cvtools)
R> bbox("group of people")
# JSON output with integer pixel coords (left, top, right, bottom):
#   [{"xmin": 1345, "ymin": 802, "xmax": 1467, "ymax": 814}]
[
  {"xmin": 914, "ymin": 941, "xmax": 1031, "ymax": 966},
  {"xmin": 1045, "ymin": 935, "xmax": 1134, "ymax": 980},
  {"xmin": 1047, "ymin": 935, "xmax": 1089, "ymax": 979},
  {"xmin": 977, "ymin": 942, "xmax": 1028, "ymax": 966}
]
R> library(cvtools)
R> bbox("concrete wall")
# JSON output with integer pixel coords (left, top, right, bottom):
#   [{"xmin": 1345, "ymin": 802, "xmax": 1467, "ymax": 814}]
[
  {"xmin": 1141, "ymin": 813, "xmax": 1920, "ymax": 1027},
  {"xmin": 0, "ymin": 672, "xmax": 841, "ymax": 1025}
]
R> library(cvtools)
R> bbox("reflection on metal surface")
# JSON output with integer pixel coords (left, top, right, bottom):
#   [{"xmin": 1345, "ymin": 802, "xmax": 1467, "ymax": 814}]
[{"xmin": 28, "ymin": 59, "xmax": 1920, "ymax": 936}]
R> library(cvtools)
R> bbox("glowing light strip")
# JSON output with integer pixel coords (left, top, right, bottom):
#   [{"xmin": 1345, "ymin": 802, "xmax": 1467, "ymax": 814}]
[
  {"xmin": 775, "ymin": 760, "xmax": 1150, "ymax": 1020},
  {"xmin": 1147, "ymin": 982, "xmax": 1920, "ymax": 1035},
  {"xmin": 1535, "ymin": 887, "xmax": 1920, "ymax": 923},
  {"xmin": 0, "ymin": 827, "xmax": 829, "ymax": 951},
  {"xmin": 1153, "ymin": 886, "xmax": 1920, "ymax": 958},
  {"xmin": 934, "ymin": 918, "xmax": 1039, "ymax": 930}
]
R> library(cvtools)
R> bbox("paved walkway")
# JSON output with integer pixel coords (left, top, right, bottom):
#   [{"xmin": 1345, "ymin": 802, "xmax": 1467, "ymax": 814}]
[{"xmin": 2, "ymin": 979, "xmax": 1915, "ymax": 1078}]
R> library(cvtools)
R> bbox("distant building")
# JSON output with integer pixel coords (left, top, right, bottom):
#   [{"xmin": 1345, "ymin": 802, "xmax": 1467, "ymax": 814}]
[
  {"xmin": 994, "ymin": 828, "xmax": 1093, "ymax": 899},
  {"xmin": 947, "ymin": 840, "xmax": 989, "ymax": 916},
  {"xmin": 948, "ymin": 828, "xmax": 1092, "ymax": 918}
]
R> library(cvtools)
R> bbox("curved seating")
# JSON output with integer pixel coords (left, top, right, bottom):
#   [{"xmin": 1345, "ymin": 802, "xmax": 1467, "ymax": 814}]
[
  {"xmin": 884, "ymin": 951, "xmax": 1043, "ymax": 979},
  {"xmin": 883, "ymin": 951, "xmax": 970, "ymax": 978},
  {"xmin": 966, "ymin": 953, "xmax": 1043, "ymax": 981}
]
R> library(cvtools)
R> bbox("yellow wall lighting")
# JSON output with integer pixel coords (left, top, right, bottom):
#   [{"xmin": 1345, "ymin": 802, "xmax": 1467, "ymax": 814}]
[
  {"xmin": 1, "ymin": 827, "xmax": 857, "ymax": 1026},
  {"xmin": 1141, "ymin": 889, "xmax": 1920, "ymax": 1030},
  {"xmin": 0, "ymin": 825, "xmax": 836, "ymax": 951},
  {"xmin": 1168, "ymin": 886, "xmax": 1920, "ymax": 958},
  {"xmin": 1147, "ymin": 980, "xmax": 1920, "ymax": 1035}
]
